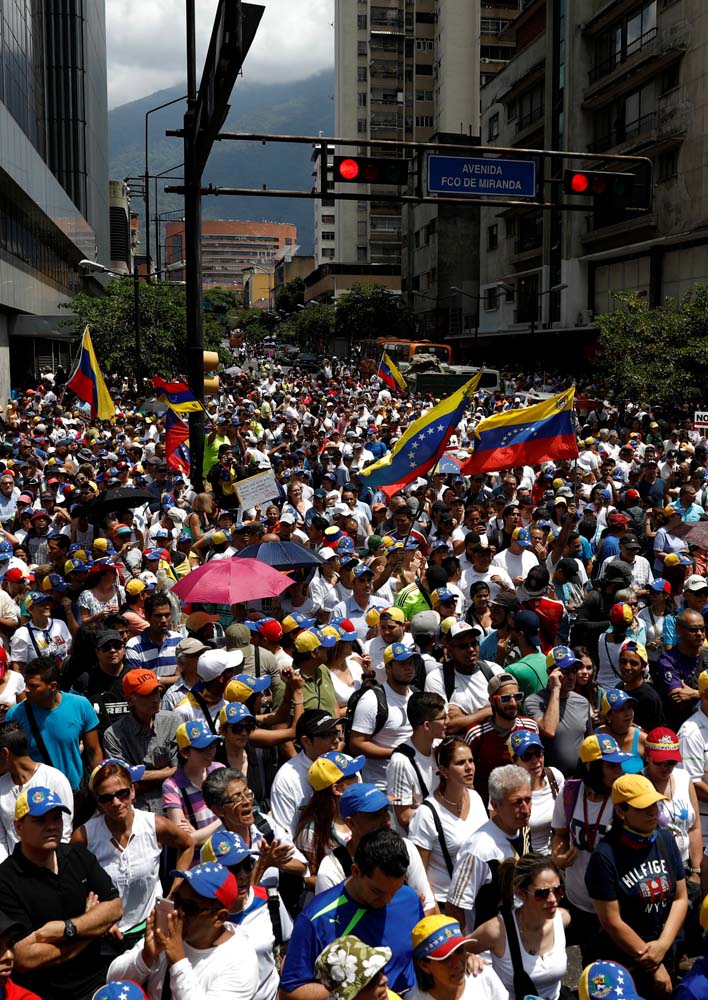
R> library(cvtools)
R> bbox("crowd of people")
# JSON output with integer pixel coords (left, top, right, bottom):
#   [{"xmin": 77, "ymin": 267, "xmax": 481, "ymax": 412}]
[{"xmin": 0, "ymin": 347, "xmax": 705, "ymax": 1000}]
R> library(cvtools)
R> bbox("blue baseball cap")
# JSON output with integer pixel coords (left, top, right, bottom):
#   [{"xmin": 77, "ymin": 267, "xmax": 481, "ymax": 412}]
[
  {"xmin": 431, "ymin": 539, "xmax": 451, "ymax": 553},
  {"xmin": 352, "ymin": 563, "xmax": 374, "ymax": 579},
  {"xmin": 384, "ymin": 641, "xmax": 416, "ymax": 664},
  {"xmin": 201, "ymin": 830, "xmax": 253, "ymax": 867},
  {"xmin": 144, "ymin": 549, "xmax": 162, "ymax": 561},
  {"xmin": 546, "ymin": 645, "xmax": 579, "ymax": 671},
  {"xmin": 508, "ymin": 729, "xmax": 544, "ymax": 759},
  {"xmin": 579, "ymin": 961, "xmax": 646, "ymax": 1000},
  {"xmin": 16, "ymin": 785, "xmax": 70, "ymax": 820},
  {"xmin": 601, "ymin": 688, "xmax": 636, "ymax": 713},
  {"xmin": 65, "ymin": 557, "xmax": 89, "ymax": 573},
  {"xmin": 340, "ymin": 783, "xmax": 390, "ymax": 820},
  {"xmin": 92, "ymin": 982, "xmax": 147, "ymax": 1000},
  {"xmin": 176, "ymin": 720, "xmax": 222, "ymax": 751},
  {"xmin": 169, "ymin": 862, "xmax": 238, "ymax": 909},
  {"xmin": 512, "ymin": 527, "xmax": 533, "ymax": 549},
  {"xmin": 219, "ymin": 702, "xmax": 254, "ymax": 727}
]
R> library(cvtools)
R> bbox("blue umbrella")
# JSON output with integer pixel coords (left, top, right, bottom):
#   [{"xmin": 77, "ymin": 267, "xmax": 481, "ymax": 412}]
[{"xmin": 236, "ymin": 541, "xmax": 324, "ymax": 569}]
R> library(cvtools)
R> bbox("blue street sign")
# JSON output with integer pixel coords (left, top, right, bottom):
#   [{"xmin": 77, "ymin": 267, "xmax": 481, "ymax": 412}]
[{"xmin": 427, "ymin": 155, "xmax": 537, "ymax": 198}]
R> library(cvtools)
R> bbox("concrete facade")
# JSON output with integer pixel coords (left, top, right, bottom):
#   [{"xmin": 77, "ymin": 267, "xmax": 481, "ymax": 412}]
[{"xmin": 476, "ymin": 0, "xmax": 705, "ymax": 365}]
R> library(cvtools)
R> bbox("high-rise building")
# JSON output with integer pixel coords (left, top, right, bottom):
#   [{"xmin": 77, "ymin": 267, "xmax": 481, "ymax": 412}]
[
  {"xmin": 476, "ymin": 0, "xmax": 701, "ymax": 366},
  {"xmin": 165, "ymin": 219, "xmax": 297, "ymax": 292},
  {"xmin": 1, "ymin": 0, "xmax": 109, "ymax": 394}
]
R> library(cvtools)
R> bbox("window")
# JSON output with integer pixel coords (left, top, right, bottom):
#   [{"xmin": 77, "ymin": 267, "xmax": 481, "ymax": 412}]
[
  {"xmin": 321, "ymin": 231, "xmax": 335, "ymax": 241},
  {"xmin": 358, "ymin": 66, "xmax": 368, "ymax": 82},
  {"xmin": 415, "ymin": 11, "xmax": 435, "ymax": 23},
  {"xmin": 357, "ymin": 92, "xmax": 367, "ymax": 107},
  {"xmin": 658, "ymin": 149, "xmax": 678, "ymax": 181},
  {"xmin": 488, "ymin": 112, "xmax": 500, "ymax": 141},
  {"xmin": 322, "ymin": 214, "xmax": 335, "ymax": 224},
  {"xmin": 357, "ymin": 14, "xmax": 367, "ymax": 29},
  {"xmin": 505, "ymin": 217, "xmax": 516, "ymax": 238},
  {"xmin": 416, "ymin": 64, "xmax": 433, "ymax": 75},
  {"xmin": 357, "ymin": 41, "xmax": 367, "ymax": 56},
  {"xmin": 357, "ymin": 118, "xmax": 368, "ymax": 134},
  {"xmin": 416, "ymin": 39, "xmax": 434, "ymax": 51},
  {"xmin": 321, "ymin": 248, "xmax": 335, "ymax": 259},
  {"xmin": 507, "ymin": 100, "xmax": 517, "ymax": 122},
  {"xmin": 357, "ymin": 246, "xmax": 368, "ymax": 262},
  {"xmin": 416, "ymin": 114, "xmax": 433, "ymax": 127},
  {"xmin": 416, "ymin": 90, "xmax": 433, "ymax": 101},
  {"xmin": 322, "ymin": 198, "xmax": 335, "ymax": 207},
  {"xmin": 485, "ymin": 287, "xmax": 499, "ymax": 310},
  {"xmin": 660, "ymin": 63, "xmax": 680, "ymax": 94},
  {"xmin": 357, "ymin": 220, "xmax": 367, "ymax": 237},
  {"xmin": 487, "ymin": 225, "xmax": 498, "ymax": 251}
]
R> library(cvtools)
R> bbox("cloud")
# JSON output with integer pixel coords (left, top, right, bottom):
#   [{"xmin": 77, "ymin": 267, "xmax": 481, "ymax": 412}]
[{"xmin": 106, "ymin": 0, "xmax": 334, "ymax": 108}]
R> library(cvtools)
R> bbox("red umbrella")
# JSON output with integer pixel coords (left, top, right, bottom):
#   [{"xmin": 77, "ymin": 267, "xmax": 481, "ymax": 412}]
[{"xmin": 171, "ymin": 558, "xmax": 293, "ymax": 605}]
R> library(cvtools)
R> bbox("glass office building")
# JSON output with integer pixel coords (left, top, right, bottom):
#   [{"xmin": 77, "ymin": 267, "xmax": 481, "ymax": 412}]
[{"xmin": 0, "ymin": 0, "xmax": 109, "ymax": 394}]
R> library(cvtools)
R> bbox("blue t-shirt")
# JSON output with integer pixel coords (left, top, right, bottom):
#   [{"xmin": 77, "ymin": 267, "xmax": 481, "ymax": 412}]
[
  {"xmin": 7, "ymin": 693, "xmax": 99, "ymax": 790},
  {"xmin": 279, "ymin": 881, "xmax": 423, "ymax": 996}
]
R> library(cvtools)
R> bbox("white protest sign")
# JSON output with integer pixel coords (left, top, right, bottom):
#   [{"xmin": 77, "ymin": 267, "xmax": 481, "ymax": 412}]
[
  {"xmin": 695, "ymin": 411, "xmax": 708, "ymax": 429},
  {"xmin": 235, "ymin": 468, "xmax": 280, "ymax": 509}
]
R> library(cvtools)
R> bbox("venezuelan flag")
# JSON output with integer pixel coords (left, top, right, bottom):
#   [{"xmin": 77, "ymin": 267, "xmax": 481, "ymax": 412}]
[
  {"xmin": 66, "ymin": 326, "xmax": 115, "ymax": 420},
  {"xmin": 378, "ymin": 353, "xmax": 407, "ymax": 393},
  {"xmin": 165, "ymin": 409, "xmax": 191, "ymax": 475},
  {"xmin": 461, "ymin": 387, "xmax": 579, "ymax": 475},
  {"xmin": 152, "ymin": 376, "xmax": 203, "ymax": 413},
  {"xmin": 359, "ymin": 372, "xmax": 481, "ymax": 499}
]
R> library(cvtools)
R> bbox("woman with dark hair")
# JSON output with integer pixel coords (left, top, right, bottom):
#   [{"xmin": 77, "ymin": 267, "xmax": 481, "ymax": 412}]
[
  {"xmin": 77, "ymin": 562, "xmax": 124, "ymax": 624},
  {"xmin": 550, "ymin": 733, "xmax": 631, "ymax": 965},
  {"xmin": 471, "ymin": 854, "xmax": 569, "ymax": 1000},
  {"xmin": 408, "ymin": 914, "xmax": 505, "ymax": 1000},
  {"xmin": 408, "ymin": 737, "xmax": 486, "ymax": 906},
  {"xmin": 573, "ymin": 645, "xmax": 604, "ymax": 726},
  {"xmin": 508, "ymin": 730, "xmax": 564, "ymax": 855},
  {"xmin": 72, "ymin": 758, "xmax": 192, "ymax": 951},
  {"xmin": 294, "ymin": 752, "xmax": 364, "ymax": 884},
  {"xmin": 465, "ymin": 581, "xmax": 492, "ymax": 635},
  {"xmin": 59, "ymin": 622, "xmax": 101, "ymax": 691},
  {"xmin": 585, "ymin": 773, "xmax": 687, "ymax": 998},
  {"xmin": 184, "ymin": 492, "xmax": 218, "ymax": 542}
]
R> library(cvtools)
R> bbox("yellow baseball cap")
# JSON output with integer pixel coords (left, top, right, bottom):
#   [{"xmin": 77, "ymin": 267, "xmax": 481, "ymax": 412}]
[
  {"xmin": 308, "ymin": 752, "xmax": 365, "ymax": 791},
  {"xmin": 411, "ymin": 915, "xmax": 468, "ymax": 961},
  {"xmin": 379, "ymin": 606, "xmax": 406, "ymax": 624},
  {"xmin": 610, "ymin": 774, "xmax": 666, "ymax": 809},
  {"xmin": 579, "ymin": 734, "xmax": 632, "ymax": 765},
  {"xmin": 698, "ymin": 670, "xmax": 708, "ymax": 693}
]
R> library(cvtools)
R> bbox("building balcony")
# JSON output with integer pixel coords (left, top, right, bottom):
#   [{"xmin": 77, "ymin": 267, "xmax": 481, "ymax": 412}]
[
  {"xmin": 589, "ymin": 94, "xmax": 689, "ymax": 156},
  {"xmin": 369, "ymin": 60, "xmax": 402, "ymax": 79},
  {"xmin": 583, "ymin": 21, "xmax": 689, "ymax": 108},
  {"xmin": 370, "ymin": 226, "xmax": 402, "ymax": 241},
  {"xmin": 370, "ymin": 95, "xmax": 401, "ymax": 106},
  {"xmin": 370, "ymin": 15, "xmax": 405, "ymax": 30},
  {"xmin": 516, "ymin": 104, "xmax": 544, "ymax": 133},
  {"xmin": 590, "ymin": 111, "xmax": 657, "ymax": 153}
]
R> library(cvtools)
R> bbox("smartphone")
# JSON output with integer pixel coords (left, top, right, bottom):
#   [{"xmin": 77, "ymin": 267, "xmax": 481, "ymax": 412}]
[{"xmin": 155, "ymin": 897, "xmax": 175, "ymax": 937}]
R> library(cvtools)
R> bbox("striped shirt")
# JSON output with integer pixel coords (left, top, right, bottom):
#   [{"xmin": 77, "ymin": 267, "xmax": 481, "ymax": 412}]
[
  {"xmin": 124, "ymin": 629, "xmax": 182, "ymax": 678},
  {"xmin": 162, "ymin": 761, "xmax": 224, "ymax": 830}
]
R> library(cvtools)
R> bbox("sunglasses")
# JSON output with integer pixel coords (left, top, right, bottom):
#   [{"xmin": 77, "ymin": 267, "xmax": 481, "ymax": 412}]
[
  {"xmin": 680, "ymin": 625, "xmax": 706, "ymax": 634},
  {"xmin": 521, "ymin": 748, "xmax": 544, "ymax": 760},
  {"xmin": 232, "ymin": 856, "xmax": 256, "ymax": 875},
  {"xmin": 97, "ymin": 787, "xmax": 131, "ymax": 805},
  {"xmin": 652, "ymin": 759, "xmax": 678, "ymax": 768},
  {"xmin": 531, "ymin": 884, "xmax": 564, "ymax": 901},
  {"xmin": 228, "ymin": 723, "xmax": 256, "ymax": 735},
  {"xmin": 494, "ymin": 692, "xmax": 524, "ymax": 704},
  {"xmin": 100, "ymin": 643, "xmax": 124, "ymax": 652}
]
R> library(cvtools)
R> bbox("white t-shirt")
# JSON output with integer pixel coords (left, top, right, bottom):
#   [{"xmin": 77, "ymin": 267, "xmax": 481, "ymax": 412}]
[
  {"xmin": 365, "ymin": 633, "xmax": 415, "ymax": 684},
  {"xmin": 529, "ymin": 767, "xmax": 565, "ymax": 854},
  {"xmin": 425, "ymin": 662, "xmax": 502, "ymax": 714},
  {"xmin": 460, "ymin": 566, "xmax": 514, "ymax": 603},
  {"xmin": 447, "ymin": 819, "xmax": 521, "ymax": 933},
  {"xmin": 230, "ymin": 887, "xmax": 293, "ymax": 1000},
  {"xmin": 656, "ymin": 765, "xmax": 695, "ymax": 862},
  {"xmin": 315, "ymin": 836, "xmax": 436, "ymax": 912},
  {"xmin": 0, "ymin": 762, "xmax": 74, "ymax": 860},
  {"xmin": 10, "ymin": 619, "xmax": 72, "ymax": 666},
  {"xmin": 492, "ymin": 549, "xmax": 538, "ymax": 587},
  {"xmin": 0, "ymin": 671, "xmax": 25, "ymax": 711},
  {"xmin": 406, "ymin": 965, "xmax": 508, "ymax": 1000},
  {"xmin": 408, "ymin": 791, "xmax": 487, "ymax": 901},
  {"xmin": 386, "ymin": 740, "xmax": 436, "ymax": 814},
  {"xmin": 269, "ymin": 750, "xmax": 313, "ymax": 838},
  {"xmin": 551, "ymin": 783, "xmax": 614, "ymax": 912},
  {"xmin": 678, "ymin": 709, "xmax": 708, "ymax": 842},
  {"xmin": 351, "ymin": 682, "xmax": 413, "ymax": 789}
]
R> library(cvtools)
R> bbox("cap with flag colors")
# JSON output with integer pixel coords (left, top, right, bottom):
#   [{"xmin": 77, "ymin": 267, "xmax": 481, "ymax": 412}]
[
  {"xmin": 152, "ymin": 376, "xmax": 203, "ymax": 412},
  {"xmin": 358, "ymin": 372, "xmax": 482, "ymax": 499},
  {"xmin": 65, "ymin": 326, "xmax": 115, "ymax": 420},
  {"xmin": 169, "ymin": 861, "xmax": 238, "ymax": 909},
  {"xmin": 461, "ymin": 387, "xmax": 578, "ymax": 475},
  {"xmin": 377, "ymin": 353, "xmax": 407, "ymax": 393},
  {"xmin": 579, "ymin": 961, "xmax": 645, "ymax": 1000},
  {"xmin": 16, "ymin": 786, "xmax": 71, "ymax": 820}
]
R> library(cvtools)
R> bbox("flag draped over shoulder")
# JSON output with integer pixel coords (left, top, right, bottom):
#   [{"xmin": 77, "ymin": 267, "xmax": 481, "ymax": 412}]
[
  {"xmin": 460, "ymin": 387, "xmax": 578, "ymax": 475},
  {"xmin": 377, "ymin": 353, "xmax": 407, "ymax": 393},
  {"xmin": 165, "ymin": 410, "xmax": 191, "ymax": 475},
  {"xmin": 358, "ymin": 373, "xmax": 481, "ymax": 499},
  {"xmin": 66, "ymin": 326, "xmax": 115, "ymax": 421},
  {"xmin": 152, "ymin": 376, "xmax": 203, "ymax": 413}
]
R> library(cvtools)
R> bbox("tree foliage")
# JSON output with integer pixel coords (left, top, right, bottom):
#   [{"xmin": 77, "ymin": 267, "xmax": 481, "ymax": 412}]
[
  {"xmin": 334, "ymin": 283, "xmax": 413, "ymax": 344},
  {"xmin": 62, "ymin": 278, "xmax": 224, "ymax": 377},
  {"xmin": 275, "ymin": 277, "xmax": 305, "ymax": 315},
  {"xmin": 593, "ymin": 286, "xmax": 708, "ymax": 406},
  {"xmin": 280, "ymin": 302, "xmax": 335, "ymax": 348}
]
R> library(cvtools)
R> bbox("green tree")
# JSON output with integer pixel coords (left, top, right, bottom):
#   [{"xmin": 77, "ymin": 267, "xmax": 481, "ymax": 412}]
[
  {"xmin": 335, "ymin": 283, "xmax": 413, "ymax": 344},
  {"xmin": 593, "ymin": 286, "xmax": 708, "ymax": 406},
  {"xmin": 280, "ymin": 302, "xmax": 335, "ymax": 349},
  {"xmin": 62, "ymin": 278, "xmax": 224, "ymax": 378},
  {"xmin": 275, "ymin": 277, "xmax": 305, "ymax": 315}
]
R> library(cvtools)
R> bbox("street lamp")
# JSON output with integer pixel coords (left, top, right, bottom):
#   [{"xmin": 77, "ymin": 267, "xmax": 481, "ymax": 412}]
[{"xmin": 78, "ymin": 258, "xmax": 187, "ymax": 384}]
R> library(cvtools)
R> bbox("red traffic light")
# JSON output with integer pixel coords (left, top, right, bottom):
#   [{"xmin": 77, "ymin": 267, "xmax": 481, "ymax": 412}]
[
  {"xmin": 569, "ymin": 172, "xmax": 590, "ymax": 194},
  {"xmin": 338, "ymin": 158, "xmax": 360, "ymax": 181}
]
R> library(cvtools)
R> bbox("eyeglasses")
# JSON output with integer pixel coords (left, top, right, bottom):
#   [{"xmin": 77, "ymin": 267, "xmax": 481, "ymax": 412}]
[
  {"xmin": 531, "ymin": 884, "xmax": 564, "ymax": 901},
  {"xmin": 228, "ymin": 723, "xmax": 256, "ymax": 735},
  {"xmin": 223, "ymin": 788, "xmax": 255, "ymax": 807},
  {"xmin": 652, "ymin": 759, "xmax": 678, "ymax": 768},
  {"xmin": 96, "ymin": 787, "xmax": 131, "ymax": 805},
  {"xmin": 452, "ymin": 640, "xmax": 479, "ymax": 650},
  {"xmin": 521, "ymin": 748, "xmax": 544, "ymax": 760},
  {"xmin": 100, "ymin": 643, "xmax": 124, "ymax": 652},
  {"xmin": 232, "ymin": 856, "xmax": 256, "ymax": 875},
  {"xmin": 494, "ymin": 692, "xmax": 524, "ymax": 704},
  {"xmin": 679, "ymin": 625, "xmax": 706, "ymax": 634}
]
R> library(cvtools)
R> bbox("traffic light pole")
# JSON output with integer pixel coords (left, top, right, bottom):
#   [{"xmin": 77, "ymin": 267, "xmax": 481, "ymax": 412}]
[{"xmin": 184, "ymin": 0, "xmax": 205, "ymax": 490}]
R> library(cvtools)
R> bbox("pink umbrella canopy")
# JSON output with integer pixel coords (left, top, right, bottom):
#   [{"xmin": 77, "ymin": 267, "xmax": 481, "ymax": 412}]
[{"xmin": 171, "ymin": 558, "xmax": 293, "ymax": 605}]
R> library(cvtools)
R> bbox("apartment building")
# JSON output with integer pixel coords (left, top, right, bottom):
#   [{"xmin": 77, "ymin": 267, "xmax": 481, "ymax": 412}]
[
  {"xmin": 476, "ymin": 0, "xmax": 700, "ymax": 365},
  {"xmin": 165, "ymin": 220, "xmax": 297, "ymax": 292}
]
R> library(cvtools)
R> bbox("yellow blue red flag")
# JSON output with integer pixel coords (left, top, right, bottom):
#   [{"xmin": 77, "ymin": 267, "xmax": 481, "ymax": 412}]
[
  {"xmin": 165, "ymin": 410, "xmax": 191, "ymax": 475},
  {"xmin": 461, "ymin": 387, "xmax": 578, "ymax": 475},
  {"xmin": 66, "ymin": 326, "xmax": 115, "ymax": 421},
  {"xmin": 359, "ymin": 373, "xmax": 481, "ymax": 498},
  {"xmin": 152, "ymin": 376, "xmax": 203, "ymax": 413},
  {"xmin": 377, "ymin": 353, "xmax": 407, "ymax": 393}
]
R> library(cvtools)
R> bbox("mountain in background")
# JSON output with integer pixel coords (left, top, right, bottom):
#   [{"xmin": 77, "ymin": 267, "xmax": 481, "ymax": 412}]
[{"xmin": 108, "ymin": 68, "xmax": 334, "ymax": 256}]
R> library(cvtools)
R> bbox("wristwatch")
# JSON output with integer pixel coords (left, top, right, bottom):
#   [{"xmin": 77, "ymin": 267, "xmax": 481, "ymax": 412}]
[{"xmin": 63, "ymin": 919, "xmax": 77, "ymax": 940}]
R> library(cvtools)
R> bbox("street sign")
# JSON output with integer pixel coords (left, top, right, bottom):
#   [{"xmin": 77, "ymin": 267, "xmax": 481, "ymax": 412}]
[
  {"xmin": 427, "ymin": 154, "xmax": 536, "ymax": 199},
  {"xmin": 694, "ymin": 411, "xmax": 708, "ymax": 429}
]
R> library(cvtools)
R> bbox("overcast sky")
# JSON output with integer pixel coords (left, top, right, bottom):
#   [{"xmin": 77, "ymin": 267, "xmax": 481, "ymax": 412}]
[{"xmin": 106, "ymin": 0, "xmax": 334, "ymax": 108}]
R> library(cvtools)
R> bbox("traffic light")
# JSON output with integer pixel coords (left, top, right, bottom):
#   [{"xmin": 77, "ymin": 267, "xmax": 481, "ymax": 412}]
[
  {"xmin": 332, "ymin": 156, "xmax": 409, "ymax": 186},
  {"xmin": 563, "ymin": 169, "xmax": 650, "ymax": 211},
  {"xmin": 204, "ymin": 351, "xmax": 219, "ymax": 395}
]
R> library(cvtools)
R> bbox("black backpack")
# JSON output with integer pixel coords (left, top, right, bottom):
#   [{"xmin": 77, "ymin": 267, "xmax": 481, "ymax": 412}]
[{"xmin": 343, "ymin": 684, "xmax": 389, "ymax": 753}]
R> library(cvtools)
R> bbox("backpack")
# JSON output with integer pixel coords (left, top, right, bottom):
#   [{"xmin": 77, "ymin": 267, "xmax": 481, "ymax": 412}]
[
  {"xmin": 343, "ymin": 684, "xmax": 388, "ymax": 753},
  {"xmin": 442, "ymin": 658, "xmax": 496, "ymax": 702},
  {"xmin": 561, "ymin": 777, "xmax": 583, "ymax": 830}
]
